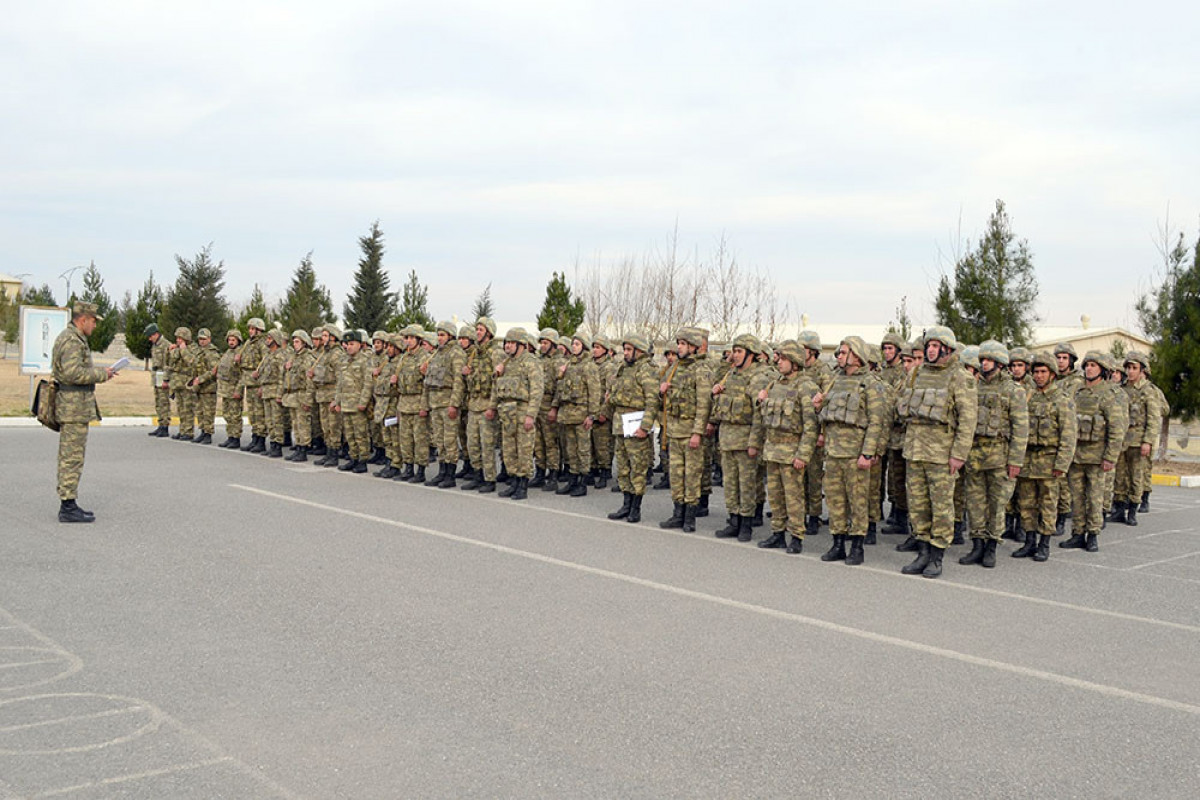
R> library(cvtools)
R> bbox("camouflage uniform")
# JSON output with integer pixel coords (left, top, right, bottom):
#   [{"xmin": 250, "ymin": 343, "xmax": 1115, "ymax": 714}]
[
  {"xmin": 552, "ymin": 336, "xmax": 602, "ymax": 493},
  {"xmin": 395, "ymin": 330, "xmax": 431, "ymax": 473},
  {"xmin": 192, "ymin": 330, "xmax": 220, "ymax": 437},
  {"xmin": 239, "ymin": 324, "xmax": 268, "ymax": 443},
  {"xmin": 659, "ymin": 329, "xmax": 713, "ymax": 531},
  {"xmin": 878, "ymin": 333, "xmax": 908, "ymax": 522},
  {"xmin": 1015, "ymin": 355, "xmax": 1077, "ymax": 560},
  {"xmin": 148, "ymin": 329, "xmax": 171, "ymax": 429},
  {"xmin": 1066, "ymin": 353, "xmax": 1127, "ymax": 549},
  {"xmin": 591, "ymin": 340, "xmax": 619, "ymax": 483},
  {"xmin": 1141, "ymin": 379, "xmax": 1170, "ymax": 508},
  {"xmin": 798, "ymin": 332, "xmax": 835, "ymax": 531},
  {"xmin": 534, "ymin": 329, "xmax": 564, "ymax": 480},
  {"xmin": 311, "ymin": 329, "xmax": 345, "ymax": 461},
  {"xmin": 460, "ymin": 327, "xmax": 501, "ymax": 486},
  {"xmin": 259, "ymin": 330, "xmax": 287, "ymax": 450},
  {"xmin": 607, "ymin": 336, "xmax": 659, "ymax": 518},
  {"xmin": 51, "ymin": 313, "xmax": 109, "ymax": 507},
  {"xmin": 284, "ymin": 332, "xmax": 317, "ymax": 452},
  {"xmin": 711, "ymin": 336, "xmax": 773, "ymax": 538},
  {"xmin": 1114, "ymin": 352, "xmax": 1162, "ymax": 522},
  {"xmin": 424, "ymin": 321, "xmax": 467, "ymax": 483},
  {"xmin": 492, "ymin": 331, "xmax": 543, "ymax": 495},
  {"xmin": 168, "ymin": 329, "xmax": 198, "ymax": 438},
  {"xmin": 336, "ymin": 336, "xmax": 373, "ymax": 466},
  {"xmin": 216, "ymin": 331, "xmax": 244, "ymax": 442}
]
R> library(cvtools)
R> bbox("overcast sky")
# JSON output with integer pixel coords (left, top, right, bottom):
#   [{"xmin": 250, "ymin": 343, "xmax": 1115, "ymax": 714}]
[{"xmin": 2, "ymin": 1, "xmax": 1197, "ymax": 332}]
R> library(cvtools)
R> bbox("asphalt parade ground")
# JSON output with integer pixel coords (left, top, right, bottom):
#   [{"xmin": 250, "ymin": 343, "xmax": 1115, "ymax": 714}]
[{"xmin": 2, "ymin": 427, "xmax": 1199, "ymax": 798}]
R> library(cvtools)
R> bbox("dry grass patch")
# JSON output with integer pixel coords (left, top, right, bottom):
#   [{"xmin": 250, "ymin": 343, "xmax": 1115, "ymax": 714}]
[{"xmin": 0, "ymin": 356, "xmax": 155, "ymax": 417}]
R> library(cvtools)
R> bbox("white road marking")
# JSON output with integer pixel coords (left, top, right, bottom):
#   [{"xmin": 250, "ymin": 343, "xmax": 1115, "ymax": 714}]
[
  {"xmin": 232, "ymin": 483, "xmax": 1200, "ymax": 718},
  {"xmin": 32, "ymin": 757, "xmax": 234, "ymax": 797},
  {"xmin": 1129, "ymin": 550, "xmax": 1200, "ymax": 570},
  {"xmin": 0, "ymin": 705, "xmax": 145, "ymax": 734}
]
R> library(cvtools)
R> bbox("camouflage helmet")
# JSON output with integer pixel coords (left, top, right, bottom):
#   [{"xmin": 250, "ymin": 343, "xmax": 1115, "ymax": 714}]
[
  {"xmin": 692, "ymin": 326, "xmax": 711, "ymax": 343},
  {"xmin": 960, "ymin": 344, "xmax": 980, "ymax": 370},
  {"xmin": 436, "ymin": 320, "xmax": 457, "ymax": 337},
  {"xmin": 1081, "ymin": 349, "xmax": 1106, "ymax": 369},
  {"xmin": 881, "ymin": 331, "xmax": 906, "ymax": 351},
  {"xmin": 923, "ymin": 325, "xmax": 957, "ymax": 351},
  {"xmin": 572, "ymin": 331, "xmax": 593, "ymax": 350},
  {"xmin": 556, "ymin": 335, "xmax": 571, "ymax": 349},
  {"xmin": 1124, "ymin": 350, "xmax": 1150, "ymax": 369},
  {"xmin": 1108, "ymin": 354, "xmax": 1126, "ymax": 374},
  {"xmin": 475, "ymin": 316, "xmax": 497, "ymax": 337},
  {"xmin": 226, "ymin": 328, "xmax": 243, "ymax": 343},
  {"xmin": 357, "ymin": 329, "xmax": 369, "ymax": 344},
  {"xmin": 797, "ymin": 330, "xmax": 821, "ymax": 353},
  {"xmin": 372, "ymin": 330, "xmax": 389, "ymax": 343},
  {"xmin": 978, "ymin": 339, "xmax": 1010, "ymax": 366},
  {"xmin": 908, "ymin": 337, "xmax": 924, "ymax": 354},
  {"xmin": 245, "ymin": 317, "xmax": 264, "ymax": 331},
  {"xmin": 458, "ymin": 325, "xmax": 475, "ymax": 340},
  {"xmin": 266, "ymin": 328, "xmax": 287, "ymax": 347},
  {"xmin": 865, "ymin": 343, "xmax": 882, "ymax": 366},
  {"xmin": 840, "ymin": 336, "xmax": 869, "ymax": 366},
  {"xmin": 292, "ymin": 329, "xmax": 313, "ymax": 348},
  {"xmin": 732, "ymin": 333, "xmax": 762, "ymax": 354},
  {"xmin": 325, "ymin": 324, "xmax": 343, "ymax": 341},
  {"xmin": 777, "ymin": 341, "xmax": 806, "ymax": 367},
  {"xmin": 143, "ymin": 323, "xmax": 159, "ymax": 337},
  {"xmin": 1053, "ymin": 342, "xmax": 1078, "ymax": 359},
  {"xmin": 538, "ymin": 327, "xmax": 559, "ymax": 344},
  {"xmin": 196, "ymin": 328, "xmax": 212, "ymax": 341},
  {"xmin": 504, "ymin": 326, "xmax": 528, "ymax": 344},
  {"xmin": 622, "ymin": 333, "xmax": 650, "ymax": 353},
  {"xmin": 523, "ymin": 332, "xmax": 539, "ymax": 349},
  {"xmin": 674, "ymin": 327, "xmax": 705, "ymax": 348},
  {"xmin": 421, "ymin": 331, "xmax": 438, "ymax": 347},
  {"xmin": 174, "ymin": 326, "xmax": 193, "ymax": 343},
  {"xmin": 397, "ymin": 324, "xmax": 422, "ymax": 338},
  {"xmin": 1030, "ymin": 351, "xmax": 1057, "ymax": 371},
  {"xmin": 1008, "ymin": 346, "xmax": 1032, "ymax": 365},
  {"xmin": 310, "ymin": 327, "xmax": 323, "ymax": 341}
]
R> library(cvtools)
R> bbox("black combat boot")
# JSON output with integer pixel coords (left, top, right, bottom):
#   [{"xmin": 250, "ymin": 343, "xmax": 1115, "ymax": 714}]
[
  {"xmin": 321, "ymin": 454, "xmax": 340, "ymax": 469},
  {"xmin": 682, "ymin": 504, "xmax": 697, "ymax": 533},
  {"xmin": 375, "ymin": 463, "xmax": 398, "ymax": 478},
  {"xmin": 283, "ymin": 431, "xmax": 293, "ymax": 447},
  {"xmin": 460, "ymin": 469, "xmax": 482, "ymax": 491},
  {"xmin": 846, "ymin": 536, "xmax": 865, "ymax": 566},
  {"xmin": 758, "ymin": 530, "xmax": 787, "ymax": 549},
  {"xmin": 865, "ymin": 521, "xmax": 877, "ymax": 545},
  {"xmin": 884, "ymin": 507, "xmax": 898, "ymax": 528},
  {"xmin": 805, "ymin": 515, "xmax": 821, "ymax": 537},
  {"xmin": 240, "ymin": 435, "xmax": 256, "ymax": 451},
  {"xmin": 582, "ymin": 470, "xmax": 595, "ymax": 488},
  {"xmin": 58, "ymin": 499, "xmax": 95, "ymax": 523},
  {"xmin": 1084, "ymin": 533, "xmax": 1099, "ymax": 552},
  {"xmin": 785, "ymin": 535, "xmax": 804, "ymax": 554},
  {"xmin": 496, "ymin": 462, "xmax": 509, "ymax": 483},
  {"xmin": 1139, "ymin": 492, "xmax": 1150, "ymax": 513},
  {"xmin": 1106, "ymin": 502, "xmax": 1124, "ymax": 523},
  {"xmin": 711, "ymin": 461, "xmax": 723, "ymax": 486},
  {"xmin": 896, "ymin": 534, "xmax": 919, "ymax": 552},
  {"xmin": 529, "ymin": 467, "xmax": 546, "ymax": 488},
  {"xmin": 196, "ymin": 433, "xmax": 212, "ymax": 444},
  {"xmin": 882, "ymin": 509, "xmax": 908, "ymax": 534},
  {"xmin": 923, "ymin": 546, "xmax": 944, "ymax": 578},
  {"xmin": 959, "ymin": 538, "xmax": 986, "ymax": 565},
  {"xmin": 337, "ymin": 458, "xmax": 356, "ymax": 471},
  {"xmin": 611, "ymin": 479, "xmax": 622, "ymax": 494},
  {"xmin": 310, "ymin": 438, "xmax": 326, "ymax": 456},
  {"xmin": 593, "ymin": 469, "xmax": 607, "ymax": 490},
  {"xmin": 542, "ymin": 470, "xmax": 559, "ymax": 493},
  {"xmin": 367, "ymin": 447, "xmax": 385, "ymax": 465},
  {"xmin": 1055, "ymin": 513, "xmax": 1066, "ymax": 537},
  {"xmin": 902, "ymin": 541, "xmax": 931, "ymax": 574},
  {"xmin": 267, "ymin": 442, "xmax": 283, "ymax": 458},
  {"xmin": 477, "ymin": 479, "xmax": 496, "ymax": 493},
  {"xmin": 511, "ymin": 477, "xmax": 528, "ymax": 500},
  {"xmin": 1012, "ymin": 530, "xmax": 1038, "ymax": 558},
  {"xmin": 251, "ymin": 435, "xmax": 268, "ymax": 454},
  {"xmin": 751, "ymin": 503, "xmax": 765, "ymax": 527},
  {"xmin": 339, "ymin": 442, "xmax": 350, "ymax": 459},
  {"xmin": 981, "ymin": 539, "xmax": 998, "ymax": 568},
  {"xmin": 569, "ymin": 475, "xmax": 587, "ymax": 497},
  {"xmin": 498, "ymin": 477, "xmax": 518, "ymax": 498},
  {"xmin": 220, "ymin": 436, "xmax": 240, "ymax": 448},
  {"xmin": 1059, "ymin": 531, "xmax": 1086, "ymax": 549},
  {"xmin": 653, "ymin": 470, "xmax": 670, "ymax": 490},
  {"xmin": 715, "ymin": 514, "xmax": 741, "ymax": 539},
  {"xmin": 1033, "ymin": 534, "xmax": 1051, "ymax": 562},
  {"xmin": 556, "ymin": 473, "xmax": 574, "ymax": 495},
  {"xmin": 291, "ymin": 446, "xmax": 308, "ymax": 463},
  {"xmin": 627, "ymin": 494, "xmax": 643, "ymax": 523},
  {"xmin": 1002, "ymin": 513, "xmax": 1021, "ymax": 540},
  {"xmin": 425, "ymin": 463, "xmax": 444, "ymax": 486},
  {"xmin": 695, "ymin": 494, "xmax": 709, "ymax": 517},
  {"xmin": 438, "ymin": 464, "xmax": 457, "ymax": 488},
  {"xmin": 821, "ymin": 534, "xmax": 847, "ymax": 562},
  {"xmin": 608, "ymin": 493, "xmax": 633, "ymax": 520},
  {"xmin": 660, "ymin": 503, "xmax": 685, "ymax": 529},
  {"xmin": 395, "ymin": 463, "xmax": 414, "ymax": 482},
  {"xmin": 1125, "ymin": 504, "xmax": 1139, "ymax": 526},
  {"xmin": 410, "ymin": 465, "xmax": 426, "ymax": 484},
  {"xmin": 735, "ymin": 514, "xmax": 752, "ymax": 542},
  {"xmin": 351, "ymin": 460, "xmax": 368, "ymax": 474},
  {"xmin": 456, "ymin": 460, "xmax": 472, "ymax": 479},
  {"xmin": 191, "ymin": 432, "xmax": 205, "ymax": 443},
  {"xmin": 951, "ymin": 521, "xmax": 964, "ymax": 545}
]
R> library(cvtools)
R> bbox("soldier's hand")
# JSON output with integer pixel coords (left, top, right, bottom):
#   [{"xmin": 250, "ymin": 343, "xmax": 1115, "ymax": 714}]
[
  {"xmin": 462, "ymin": 365, "xmax": 472, "ymax": 376},
  {"xmin": 856, "ymin": 455, "xmax": 872, "ymax": 470},
  {"xmin": 357, "ymin": 404, "xmax": 367, "ymax": 412},
  {"xmin": 104, "ymin": 366, "xmax": 116, "ymax": 380},
  {"xmin": 302, "ymin": 404, "xmax": 311, "ymax": 412},
  {"xmin": 495, "ymin": 363, "xmax": 505, "ymax": 375},
  {"xmin": 1008, "ymin": 465, "xmax": 1022, "ymax": 479},
  {"xmin": 233, "ymin": 394, "xmax": 241, "ymax": 400},
  {"xmin": 634, "ymin": 428, "xmax": 648, "ymax": 439},
  {"xmin": 949, "ymin": 457, "xmax": 965, "ymax": 475},
  {"xmin": 1052, "ymin": 469, "xmax": 1065, "ymax": 478},
  {"xmin": 1140, "ymin": 443, "xmax": 1151, "ymax": 457},
  {"xmin": 712, "ymin": 384, "xmax": 724, "ymax": 395},
  {"xmin": 234, "ymin": 353, "xmax": 242, "ymax": 363},
  {"xmin": 523, "ymin": 415, "xmax": 535, "ymax": 431},
  {"xmin": 372, "ymin": 367, "xmax": 381, "ymax": 376},
  {"xmin": 252, "ymin": 371, "xmax": 260, "ymax": 380},
  {"xmin": 447, "ymin": 407, "xmax": 458, "ymax": 420},
  {"xmin": 597, "ymin": 415, "xmax": 607, "ymax": 423},
  {"xmin": 793, "ymin": 458, "xmax": 807, "ymax": 471},
  {"xmin": 286, "ymin": 360, "xmax": 293, "ymax": 370},
  {"xmin": 705, "ymin": 423, "xmax": 715, "ymax": 437},
  {"xmin": 419, "ymin": 362, "xmax": 428, "ymax": 375},
  {"xmin": 332, "ymin": 404, "xmax": 341, "ymax": 413},
  {"xmin": 419, "ymin": 409, "xmax": 428, "ymax": 417},
  {"xmin": 485, "ymin": 408, "xmax": 496, "ymax": 421},
  {"xmin": 817, "ymin": 434, "xmax": 825, "ymax": 448},
  {"xmin": 688, "ymin": 434, "xmax": 701, "ymax": 450},
  {"xmin": 257, "ymin": 388, "xmax": 263, "ymax": 398},
  {"xmin": 558, "ymin": 364, "xmax": 567, "ymax": 378},
  {"xmin": 748, "ymin": 446, "xmax": 758, "ymax": 458},
  {"xmin": 390, "ymin": 374, "xmax": 398, "ymax": 385},
  {"xmin": 812, "ymin": 392, "xmax": 824, "ymax": 408},
  {"xmin": 659, "ymin": 381, "xmax": 670, "ymax": 394},
  {"xmin": 583, "ymin": 416, "xmax": 593, "ymax": 431},
  {"xmin": 306, "ymin": 369, "xmax": 314, "ymax": 378},
  {"xmin": 1101, "ymin": 460, "xmax": 1114, "ymax": 472},
  {"xmin": 548, "ymin": 408, "xmax": 557, "ymax": 423},
  {"xmin": 758, "ymin": 389, "xmax": 768, "ymax": 402}
]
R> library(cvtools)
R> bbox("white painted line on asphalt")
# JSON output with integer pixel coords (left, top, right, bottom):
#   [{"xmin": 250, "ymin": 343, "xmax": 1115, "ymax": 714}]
[
  {"xmin": 32, "ymin": 757, "xmax": 235, "ymax": 798},
  {"xmin": 0, "ymin": 705, "xmax": 146, "ymax": 734},
  {"xmin": 232, "ymin": 484, "xmax": 1200, "ymax": 717},
  {"xmin": 1128, "ymin": 550, "xmax": 1200, "ymax": 570}
]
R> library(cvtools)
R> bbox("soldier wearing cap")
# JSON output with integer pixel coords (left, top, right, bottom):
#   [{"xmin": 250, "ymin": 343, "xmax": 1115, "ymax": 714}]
[
  {"xmin": 797, "ymin": 330, "xmax": 834, "ymax": 537},
  {"xmin": 491, "ymin": 328, "xmax": 544, "ymax": 499},
  {"xmin": 330, "ymin": 330, "xmax": 372, "ymax": 472},
  {"xmin": 658, "ymin": 327, "xmax": 713, "ymax": 532},
  {"xmin": 258, "ymin": 328, "xmax": 288, "ymax": 457},
  {"xmin": 51, "ymin": 301, "xmax": 115, "ymax": 523},
  {"xmin": 217, "ymin": 329, "xmax": 245, "ymax": 447},
  {"xmin": 606, "ymin": 333, "xmax": 660, "ymax": 523},
  {"xmin": 1062, "ymin": 351, "xmax": 1127, "ymax": 552},
  {"xmin": 236, "ymin": 318, "xmax": 269, "ymax": 452},
  {"xmin": 959, "ymin": 340, "xmax": 1028, "ymax": 568},
  {"xmin": 421, "ymin": 320, "xmax": 467, "ymax": 487},
  {"xmin": 812, "ymin": 336, "xmax": 888, "ymax": 564},
  {"xmin": 310, "ymin": 325, "xmax": 345, "ymax": 464},
  {"xmin": 550, "ymin": 331, "xmax": 601, "ymax": 497},
  {"xmin": 530, "ymin": 328, "xmax": 564, "ymax": 491},
  {"xmin": 168, "ymin": 327, "xmax": 198, "ymax": 441},
  {"xmin": 751, "ymin": 340, "xmax": 820, "ymax": 553},
  {"xmin": 283, "ymin": 330, "xmax": 317, "ymax": 462},
  {"xmin": 1011, "ymin": 352, "xmax": 1077, "ymax": 562},
  {"xmin": 591, "ymin": 335, "xmax": 619, "ymax": 490},
  {"xmin": 459, "ymin": 317, "xmax": 502, "ymax": 492},
  {"xmin": 389, "ymin": 325, "xmax": 431, "ymax": 481},
  {"xmin": 895, "ymin": 326, "xmax": 978, "ymax": 578},
  {"xmin": 189, "ymin": 328, "xmax": 220, "ymax": 444},
  {"xmin": 1113, "ymin": 351, "xmax": 1161, "ymax": 526},
  {"xmin": 711, "ymin": 333, "xmax": 774, "ymax": 542},
  {"xmin": 145, "ymin": 323, "xmax": 171, "ymax": 437}
]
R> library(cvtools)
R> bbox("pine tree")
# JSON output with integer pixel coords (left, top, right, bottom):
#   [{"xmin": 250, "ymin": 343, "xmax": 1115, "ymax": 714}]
[
  {"xmin": 934, "ymin": 200, "xmax": 1039, "ymax": 346},
  {"xmin": 278, "ymin": 252, "xmax": 336, "ymax": 334},
  {"xmin": 1138, "ymin": 231, "xmax": 1200, "ymax": 422},
  {"xmin": 343, "ymin": 221, "xmax": 396, "ymax": 333},
  {"xmin": 536, "ymin": 271, "xmax": 585, "ymax": 336},
  {"xmin": 0, "ymin": 291, "xmax": 15, "ymax": 357},
  {"xmin": 79, "ymin": 261, "xmax": 118, "ymax": 353},
  {"xmin": 471, "ymin": 282, "xmax": 495, "ymax": 321},
  {"xmin": 161, "ymin": 244, "xmax": 231, "ymax": 339},
  {"xmin": 22, "ymin": 284, "xmax": 58, "ymax": 307},
  {"xmin": 390, "ymin": 270, "xmax": 435, "ymax": 330},
  {"xmin": 887, "ymin": 295, "xmax": 912, "ymax": 341},
  {"xmin": 123, "ymin": 272, "xmax": 165, "ymax": 362},
  {"xmin": 236, "ymin": 284, "xmax": 272, "ymax": 331}
]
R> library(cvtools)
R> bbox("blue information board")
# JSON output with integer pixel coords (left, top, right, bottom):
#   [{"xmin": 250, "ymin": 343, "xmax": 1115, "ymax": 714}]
[{"xmin": 18, "ymin": 306, "xmax": 70, "ymax": 376}]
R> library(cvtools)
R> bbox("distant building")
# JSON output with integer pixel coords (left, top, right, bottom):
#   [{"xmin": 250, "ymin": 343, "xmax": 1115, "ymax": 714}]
[{"xmin": 0, "ymin": 273, "xmax": 22, "ymax": 301}]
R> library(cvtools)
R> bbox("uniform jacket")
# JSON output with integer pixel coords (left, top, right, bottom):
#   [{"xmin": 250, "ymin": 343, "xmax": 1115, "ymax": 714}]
[
  {"xmin": 1024, "ymin": 379, "xmax": 1077, "ymax": 478},
  {"xmin": 712, "ymin": 361, "xmax": 772, "ymax": 451},
  {"xmin": 492, "ymin": 350, "xmax": 543, "ymax": 419},
  {"xmin": 424, "ymin": 342, "xmax": 466, "ymax": 409},
  {"xmin": 240, "ymin": 333, "xmax": 267, "ymax": 388},
  {"xmin": 192, "ymin": 343, "xmax": 220, "ymax": 394},
  {"xmin": 51, "ymin": 323, "xmax": 108, "ymax": 423},
  {"xmin": 150, "ymin": 335, "xmax": 170, "ymax": 386},
  {"xmin": 818, "ymin": 367, "xmax": 888, "ymax": 460},
  {"xmin": 1073, "ymin": 379, "xmax": 1128, "ymax": 466},
  {"xmin": 608, "ymin": 353, "xmax": 659, "ymax": 436},
  {"xmin": 967, "ymin": 369, "xmax": 1029, "ymax": 471},
  {"xmin": 751, "ymin": 371, "xmax": 819, "ymax": 465},
  {"xmin": 553, "ymin": 353, "xmax": 601, "ymax": 424},
  {"xmin": 395, "ymin": 349, "xmax": 429, "ymax": 414},
  {"xmin": 898, "ymin": 355, "xmax": 979, "ymax": 465},
  {"xmin": 661, "ymin": 354, "xmax": 712, "ymax": 439},
  {"xmin": 1123, "ymin": 377, "xmax": 1163, "ymax": 449},
  {"xmin": 459, "ymin": 341, "xmax": 499, "ymax": 413},
  {"xmin": 336, "ymin": 350, "xmax": 373, "ymax": 410},
  {"xmin": 217, "ymin": 347, "xmax": 241, "ymax": 397}
]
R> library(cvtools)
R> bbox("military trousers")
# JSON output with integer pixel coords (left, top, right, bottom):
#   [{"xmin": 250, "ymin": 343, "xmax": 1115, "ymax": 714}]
[
  {"xmin": 701, "ymin": 433, "xmax": 715, "ymax": 496},
  {"xmin": 756, "ymin": 460, "xmax": 766, "ymax": 504},
  {"xmin": 534, "ymin": 403, "xmax": 560, "ymax": 471},
  {"xmin": 591, "ymin": 423, "xmax": 613, "ymax": 474},
  {"xmin": 56, "ymin": 422, "xmax": 89, "ymax": 501},
  {"xmin": 1017, "ymin": 475, "xmax": 1060, "ymax": 536},
  {"xmin": 196, "ymin": 392, "xmax": 217, "ymax": 435},
  {"xmin": 907, "ymin": 460, "xmax": 959, "ymax": 550},
  {"xmin": 1114, "ymin": 446, "xmax": 1149, "ymax": 504},
  {"xmin": 466, "ymin": 411, "xmax": 499, "ymax": 480},
  {"xmin": 220, "ymin": 394, "xmax": 243, "ymax": 438},
  {"xmin": 868, "ymin": 457, "xmax": 884, "ymax": 523},
  {"xmin": 720, "ymin": 449, "xmax": 758, "ymax": 516},
  {"xmin": 153, "ymin": 386, "xmax": 172, "ymax": 427},
  {"xmin": 318, "ymin": 397, "xmax": 343, "ymax": 449},
  {"xmin": 805, "ymin": 444, "xmax": 826, "ymax": 517},
  {"xmin": 264, "ymin": 397, "xmax": 285, "ymax": 443},
  {"xmin": 340, "ymin": 409, "xmax": 369, "ymax": 461},
  {"xmin": 1103, "ymin": 468, "xmax": 1116, "ymax": 512},
  {"xmin": 429, "ymin": 406, "xmax": 459, "ymax": 465},
  {"xmin": 177, "ymin": 389, "xmax": 197, "ymax": 437},
  {"xmin": 499, "ymin": 402, "xmax": 535, "ymax": 478},
  {"xmin": 884, "ymin": 449, "xmax": 907, "ymax": 512},
  {"xmin": 397, "ymin": 412, "xmax": 430, "ymax": 465},
  {"xmin": 615, "ymin": 433, "xmax": 653, "ymax": 495},
  {"xmin": 668, "ymin": 435, "xmax": 704, "ymax": 506},
  {"xmin": 824, "ymin": 455, "xmax": 870, "ymax": 537},
  {"xmin": 561, "ymin": 421, "xmax": 592, "ymax": 475},
  {"xmin": 964, "ymin": 466, "xmax": 1014, "ymax": 541},
  {"xmin": 765, "ymin": 461, "xmax": 806, "ymax": 536},
  {"xmin": 245, "ymin": 390, "xmax": 266, "ymax": 437},
  {"xmin": 1069, "ymin": 463, "xmax": 1106, "ymax": 534},
  {"xmin": 291, "ymin": 401, "xmax": 313, "ymax": 447}
]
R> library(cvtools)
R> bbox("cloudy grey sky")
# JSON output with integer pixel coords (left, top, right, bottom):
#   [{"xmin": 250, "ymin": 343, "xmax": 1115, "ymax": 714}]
[{"xmin": 2, "ymin": 0, "xmax": 1197, "ymax": 331}]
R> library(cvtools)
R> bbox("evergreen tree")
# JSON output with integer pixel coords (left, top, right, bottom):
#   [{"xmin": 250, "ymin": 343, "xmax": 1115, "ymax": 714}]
[
  {"xmin": 343, "ymin": 221, "xmax": 396, "ymax": 333},
  {"xmin": 123, "ymin": 272, "xmax": 165, "ymax": 362},
  {"xmin": 236, "ymin": 284, "xmax": 272, "ymax": 330},
  {"xmin": 278, "ymin": 252, "xmax": 336, "ymax": 333},
  {"xmin": 1137, "ymin": 231, "xmax": 1200, "ymax": 422},
  {"xmin": 79, "ymin": 261, "xmax": 118, "ymax": 353},
  {"xmin": 390, "ymin": 270, "xmax": 435, "ymax": 330},
  {"xmin": 23, "ymin": 284, "xmax": 58, "ymax": 307},
  {"xmin": 471, "ymin": 282, "xmax": 495, "ymax": 321},
  {"xmin": 536, "ymin": 271, "xmax": 585, "ymax": 336},
  {"xmin": 934, "ymin": 200, "xmax": 1039, "ymax": 346},
  {"xmin": 161, "ymin": 244, "xmax": 231, "ymax": 339},
  {"xmin": 0, "ymin": 291, "xmax": 15, "ymax": 357},
  {"xmin": 887, "ymin": 295, "xmax": 912, "ymax": 341}
]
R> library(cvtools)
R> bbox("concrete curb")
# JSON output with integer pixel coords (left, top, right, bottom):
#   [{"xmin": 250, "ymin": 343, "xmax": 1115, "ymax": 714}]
[{"xmin": 1151, "ymin": 473, "xmax": 1200, "ymax": 488}]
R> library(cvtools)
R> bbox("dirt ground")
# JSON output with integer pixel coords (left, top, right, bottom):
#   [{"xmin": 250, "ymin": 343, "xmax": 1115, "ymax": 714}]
[{"xmin": 0, "ymin": 356, "xmax": 154, "ymax": 417}]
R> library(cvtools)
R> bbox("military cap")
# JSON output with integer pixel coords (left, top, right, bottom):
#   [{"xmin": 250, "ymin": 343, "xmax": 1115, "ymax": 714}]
[
  {"xmin": 960, "ymin": 345, "xmax": 980, "ymax": 370},
  {"xmin": 292, "ymin": 329, "xmax": 313, "ymax": 348},
  {"xmin": 342, "ymin": 329, "xmax": 363, "ymax": 343},
  {"xmin": 732, "ymin": 333, "xmax": 761, "ymax": 354},
  {"xmin": 622, "ymin": 333, "xmax": 650, "ymax": 353},
  {"xmin": 674, "ymin": 327, "xmax": 705, "ymax": 347},
  {"xmin": 196, "ymin": 328, "xmax": 212, "ymax": 340},
  {"xmin": 556, "ymin": 335, "xmax": 571, "ymax": 349},
  {"xmin": 1124, "ymin": 350, "xmax": 1150, "ymax": 369},
  {"xmin": 797, "ymin": 330, "xmax": 821, "ymax": 353},
  {"xmin": 266, "ymin": 328, "xmax": 287, "ymax": 346},
  {"xmin": 475, "ymin": 316, "xmax": 497, "ymax": 337},
  {"xmin": 866, "ymin": 343, "xmax": 882, "ymax": 366},
  {"xmin": 978, "ymin": 339, "xmax": 1010, "ymax": 366},
  {"xmin": 840, "ymin": 336, "xmax": 869, "ymax": 366},
  {"xmin": 572, "ymin": 331, "xmax": 593, "ymax": 350},
  {"xmin": 174, "ymin": 326, "xmax": 192, "ymax": 342},
  {"xmin": 923, "ymin": 326, "xmax": 957, "ymax": 351},
  {"xmin": 1053, "ymin": 342, "xmax": 1078, "ymax": 358},
  {"xmin": 1030, "ymin": 351, "xmax": 1057, "ymax": 371},
  {"xmin": 1007, "ymin": 346, "xmax": 1031, "ymax": 364},
  {"xmin": 71, "ymin": 300, "xmax": 103, "ymax": 320},
  {"xmin": 372, "ymin": 330, "xmax": 388, "ymax": 343},
  {"xmin": 143, "ymin": 323, "xmax": 159, "ymax": 337},
  {"xmin": 325, "ymin": 324, "xmax": 343, "ymax": 341},
  {"xmin": 538, "ymin": 327, "xmax": 559, "ymax": 343},
  {"xmin": 457, "ymin": 325, "xmax": 475, "ymax": 340},
  {"xmin": 505, "ymin": 327, "xmax": 528, "ymax": 343},
  {"xmin": 247, "ymin": 317, "xmax": 266, "ymax": 331},
  {"xmin": 777, "ymin": 341, "xmax": 805, "ymax": 366},
  {"xmin": 881, "ymin": 331, "xmax": 906, "ymax": 350},
  {"xmin": 435, "ymin": 320, "xmax": 457, "ymax": 337},
  {"xmin": 226, "ymin": 328, "xmax": 243, "ymax": 342}
]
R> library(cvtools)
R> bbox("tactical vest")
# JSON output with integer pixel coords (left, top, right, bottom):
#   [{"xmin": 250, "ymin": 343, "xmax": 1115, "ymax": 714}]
[
  {"xmin": 217, "ymin": 351, "xmax": 238, "ymax": 384},
  {"xmin": 900, "ymin": 383, "xmax": 951, "ymax": 425},
  {"xmin": 494, "ymin": 357, "xmax": 531, "ymax": 402},
  {"xmin": 664, "ymin": 358, "xmax": 698, "ymax": 419},
  {"xmin": 397, "ymin": 353, "xmax": 425, "ymax": 394},
  {"xmin": 974, "ymin": 380, "xmax": 1011, "ymax": 439},
  {"xmin": 1074, "ymin": 386, "xmax": 1107, "ymax": 443},
  {"xmin": 610, "ymin": 358, "xmax": 649, "ymax": 408},
  {"xmin": 820, "ymin": 374, "xmax": 871, "ymax": 428},
  {"xmin": 1027, "ymin": 391, "xmax": 1061, "ymax": 448},
  {"xmin": 424, "ymin": 350, "xmax": 453, "ymax": 390},
  {"xmin": 712, "ymin": 366, "xmax": 758, "ymax": 425},
  {"xmin": 558, "ymin": 358, "xmax": 587, "ymax": 404},
  {"xmin": 762, "ymin": 378, "xmax": 807, "ymax": 432},
  {"xmin": 465, "ymin": 347, "xmax": 496, "ymax": 398}
]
